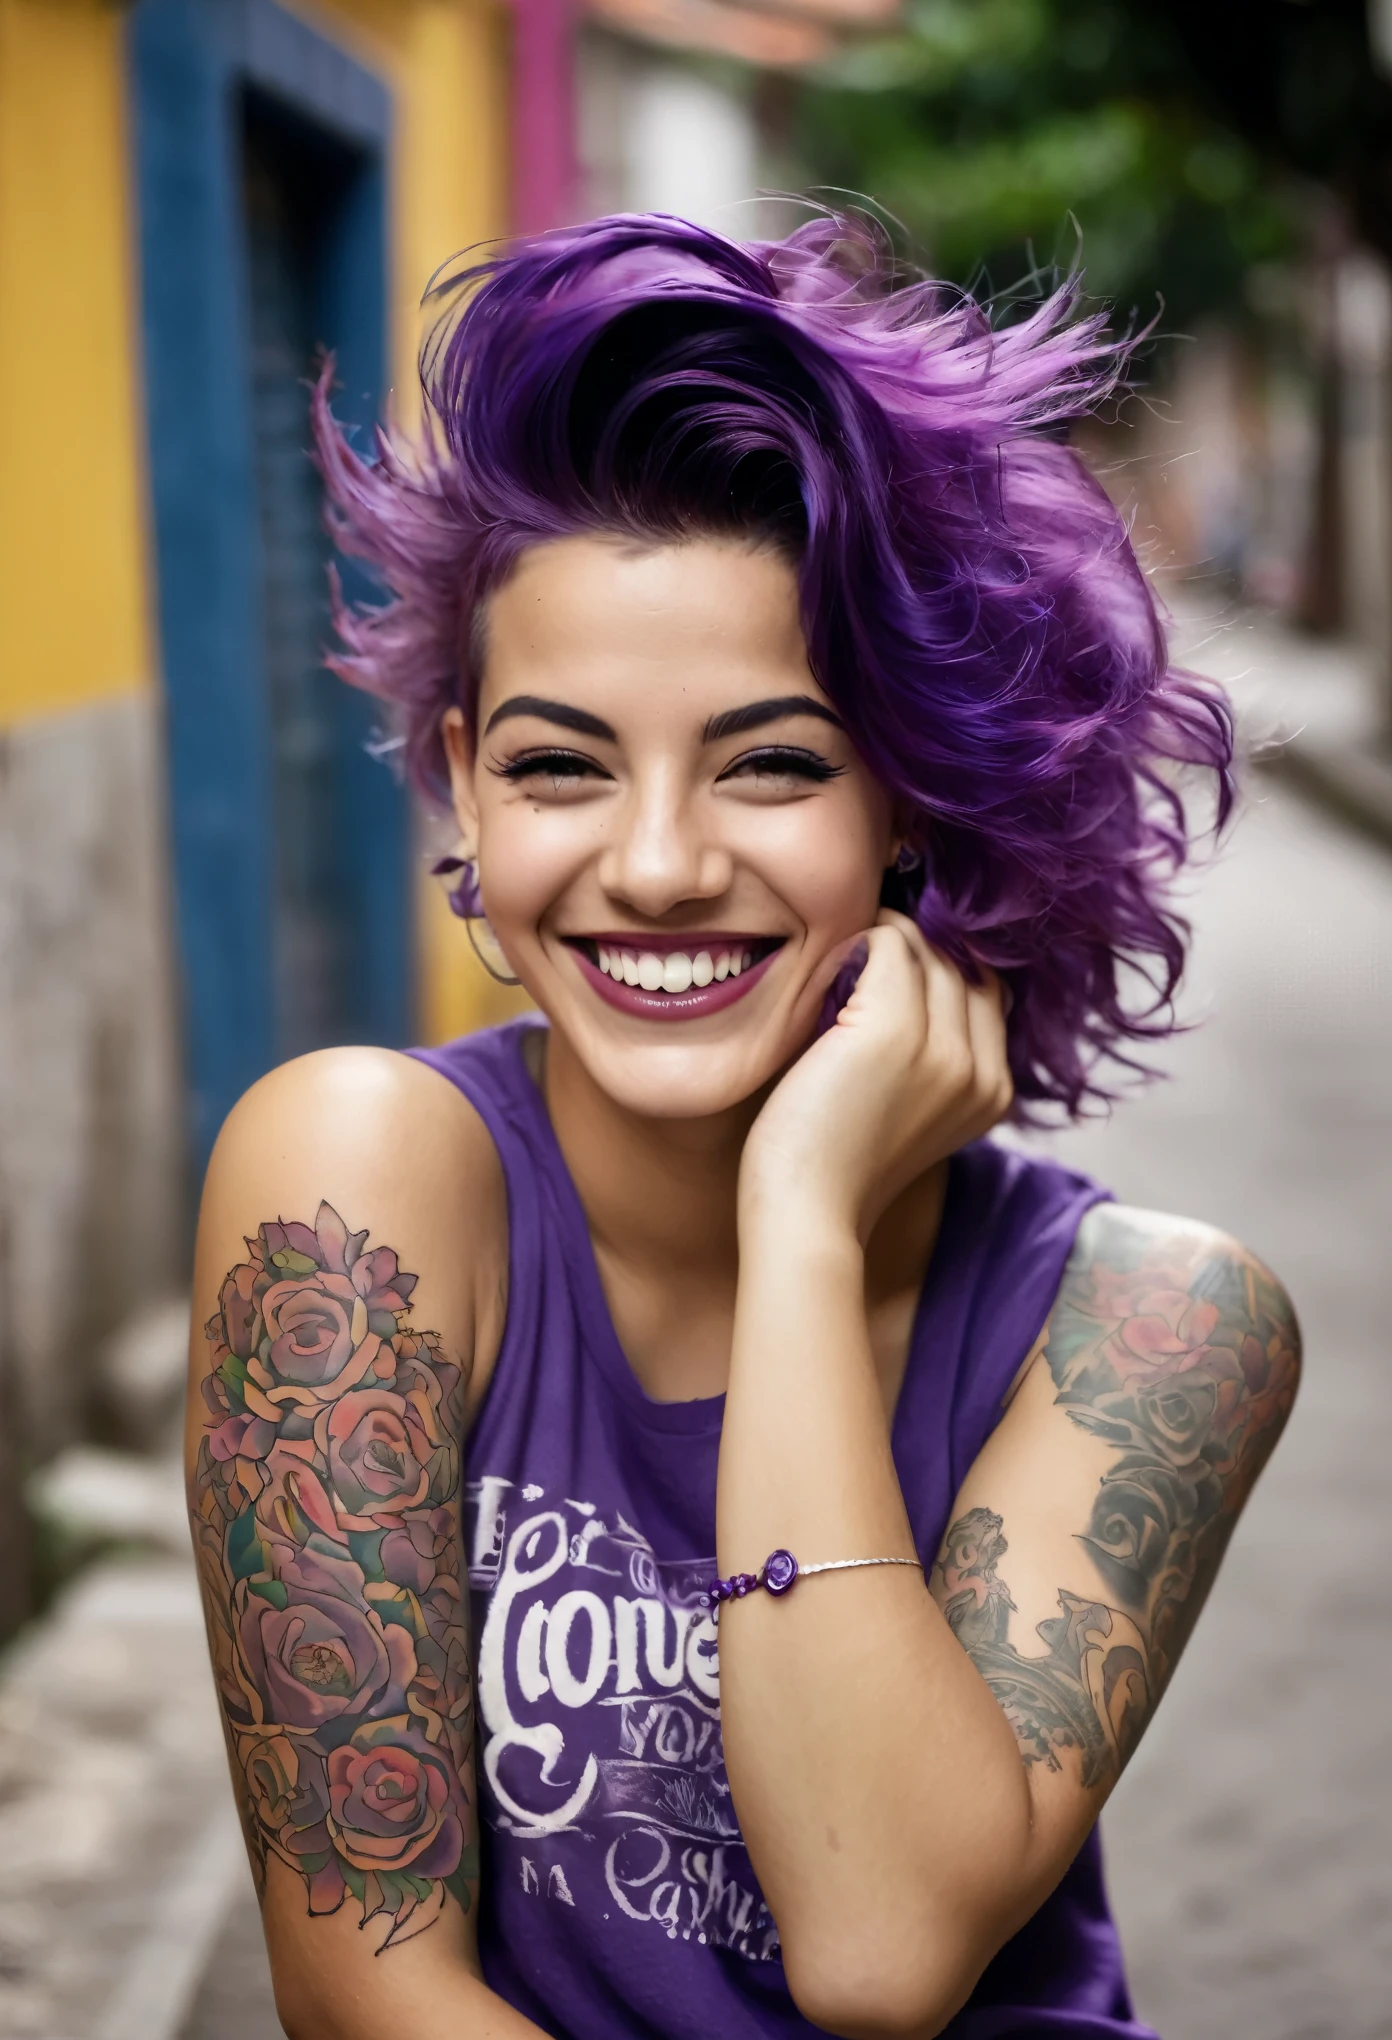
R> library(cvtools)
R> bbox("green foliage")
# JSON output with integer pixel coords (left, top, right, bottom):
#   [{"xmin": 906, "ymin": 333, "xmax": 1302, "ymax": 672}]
[
  {"xmin": 216, "ymin": 1352, "xmax": 249, "ymax": 1415},
  {"xmin": 797, "ymin": 0, "xmax": 1298, "ymax": 320},
  {"xmin": 227, "ymin": 1506, "xmax": 273, "ymax": 1583},
  {"xmin": 347, "ymin": 1526, "xmax": 387, "ymax": 1580},
  {"xmin": 270, "ymin": 1248, "xmax": 319, "ymax": 1276}
]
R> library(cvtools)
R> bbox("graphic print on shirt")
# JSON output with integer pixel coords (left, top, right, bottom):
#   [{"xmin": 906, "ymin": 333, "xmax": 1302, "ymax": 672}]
[{"xmin": 466, "ymin": 1475, "xmax": 780, "ymax": 1961}]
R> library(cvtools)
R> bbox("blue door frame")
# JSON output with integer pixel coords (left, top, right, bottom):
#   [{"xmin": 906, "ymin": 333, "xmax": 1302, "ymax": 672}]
[{"xmin": 130, "ymin": 0, "xmax": 409, "ymax": 1184}]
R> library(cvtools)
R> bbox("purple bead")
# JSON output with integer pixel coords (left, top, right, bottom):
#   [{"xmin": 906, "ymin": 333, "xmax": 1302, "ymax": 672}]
[
  {"xmin": 762, "ymin": 1549, "xmax": 799, "ymax": 1596},
  {"xmin": 732, "ymin": 1573, "xmax": 759, "ymax": 1597}
]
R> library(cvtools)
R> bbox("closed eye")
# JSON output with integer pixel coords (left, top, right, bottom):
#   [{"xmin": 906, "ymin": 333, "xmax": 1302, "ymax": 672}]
[
  {"xmin": 718, "ymin": 746, "xmax": 846, "ymax": 786},
  {"xmin": 491, "ymin": 748, "xmax": 612, "ymax": 789}
]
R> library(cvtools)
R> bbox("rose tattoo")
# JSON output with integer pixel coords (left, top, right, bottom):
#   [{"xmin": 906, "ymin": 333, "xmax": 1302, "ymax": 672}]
[
  {"xmin": 931, "ymin": 1210, "xmax": 1298, "ymax": 1795},
  {"xmin": 192, "ymin": 1202, "xmax": 475, "ymax": 1947}
]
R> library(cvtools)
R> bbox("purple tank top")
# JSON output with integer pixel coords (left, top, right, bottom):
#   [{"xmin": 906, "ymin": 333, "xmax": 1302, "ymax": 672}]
[{"xmin": 411, "ymin": 1020, "xmax": 1156, "ymax": 2040}]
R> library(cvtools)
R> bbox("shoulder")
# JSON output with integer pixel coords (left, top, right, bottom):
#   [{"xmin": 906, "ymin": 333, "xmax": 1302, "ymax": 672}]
[
  {"xmin": 196, "ymin": 1046, "xmax": 508, "ymax": 1394},
  {"xmin": 1057, "ymin": 1202, "xmax": 1300, "ymax": 1357},
  {"xmin": 214, "ymin": 1042, "xmax": 494, "ymax": 1152},
  {"xmin": 206, "ymin": 1045, "xmax": 506, "ymax": 1246},
  {"xmin": 1043, "ymin": 1200, "xmax": 1301, "ymax": 1476}
]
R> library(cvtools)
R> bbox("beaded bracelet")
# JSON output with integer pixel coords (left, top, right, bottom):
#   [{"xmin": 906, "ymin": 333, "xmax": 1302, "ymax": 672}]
[{"xmin": 701, "ymin": 1549, "xmax": 922, "ymax": 1611}]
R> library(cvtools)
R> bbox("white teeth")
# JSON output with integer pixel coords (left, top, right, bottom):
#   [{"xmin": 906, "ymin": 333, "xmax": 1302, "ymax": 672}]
[{"xmin": 591, "ymin": 943, "xmax": 766, "ymax": 992}]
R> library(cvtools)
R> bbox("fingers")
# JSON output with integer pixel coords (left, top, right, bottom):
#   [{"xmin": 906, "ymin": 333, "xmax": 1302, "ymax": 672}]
[
  {"xmin": 876, "ymin": 912, "xmax": 968, "ymax": 1065},
  {"xmin": 876, "ymin": 912, "xmax": 1014, "ymax": 1127},
  {"xmin": 965, "ymin": 973, "xmax": 1014, "ymax": 1124},
  {"xmin": 842, "ymin": 918, "xmax": 927, "ymax": 1027}
]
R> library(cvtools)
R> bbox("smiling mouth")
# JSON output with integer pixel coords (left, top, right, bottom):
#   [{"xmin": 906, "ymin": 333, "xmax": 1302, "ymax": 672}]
[{"xmin": 562, "ymin": 934, "xmax": 786, "ymax": 1021}]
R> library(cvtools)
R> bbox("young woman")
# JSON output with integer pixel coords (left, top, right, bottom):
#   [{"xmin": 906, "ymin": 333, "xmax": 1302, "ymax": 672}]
[{"xmin": 188, "ymin": 213, "xmax": 1299, "ymax": 2040}]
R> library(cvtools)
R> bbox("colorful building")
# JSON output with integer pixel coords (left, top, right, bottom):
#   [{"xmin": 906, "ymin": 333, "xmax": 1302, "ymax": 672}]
[
  {"xmin": 0, "ymin": 0, "xmax": 890, "ymax": 1638},
  {"xmin": 0, "ymin": 0, "xmax": 521, "ymax": 1637}
]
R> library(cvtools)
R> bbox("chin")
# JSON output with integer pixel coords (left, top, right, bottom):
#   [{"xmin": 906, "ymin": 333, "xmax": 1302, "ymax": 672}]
[
  {"xmin": 577, "ymin": 1035, "xmax": 792, "ymax": 1121},
  {"xmin": 532, "ymin": 970, "xmax": 821, "ymax": 1122}
]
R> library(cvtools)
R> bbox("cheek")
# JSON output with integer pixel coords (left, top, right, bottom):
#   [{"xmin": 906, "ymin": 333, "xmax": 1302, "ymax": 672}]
[
  {"xmin": 474, "ymin": 801, "xmax": 584, "ymax": 938},
  {"xmin": 737, "ymin": 793, "xmax": 889, "ymax": 935}
]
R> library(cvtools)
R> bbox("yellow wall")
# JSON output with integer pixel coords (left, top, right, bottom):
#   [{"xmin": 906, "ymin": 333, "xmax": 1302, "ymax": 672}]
[
  {"xmin": 306, "ymin": 0, "xmax": 523, "ymax": 1041},
  {"xmin": 0, "ymin": 0, "xmax": 514, "ymax": 1035},
  {"xmin": 0, "ymin": 0, "xmax": 151, "ymax": 726},
  {"xmin": 304, "ymin": 0, "xmax": 508, "ymax": 421}
]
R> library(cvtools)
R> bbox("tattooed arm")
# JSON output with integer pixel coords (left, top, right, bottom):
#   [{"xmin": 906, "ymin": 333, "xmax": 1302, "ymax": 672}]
[
  {"xmin": 186, "ymin": 1049, "xmax": 548, "ymax": 2040},
  {"xmin": 932, "ymin": 1202, "xmax": 1300, "ymax": 1820}
]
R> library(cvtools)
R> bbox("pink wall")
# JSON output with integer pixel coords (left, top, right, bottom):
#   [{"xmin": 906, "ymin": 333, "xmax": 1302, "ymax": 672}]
[{"xmin": 510, "ymin": 0, "xmax": 579, "ymax": 233}]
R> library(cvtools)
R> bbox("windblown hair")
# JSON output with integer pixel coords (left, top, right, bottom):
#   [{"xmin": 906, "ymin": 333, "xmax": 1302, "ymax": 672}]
[{"xmin": 312, "ymin": 210, "xmax": 1233, "ymax": 1119}]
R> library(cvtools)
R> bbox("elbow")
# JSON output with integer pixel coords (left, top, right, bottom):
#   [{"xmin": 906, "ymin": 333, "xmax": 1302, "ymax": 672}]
[
  {"xmin": 272, "ymin": 1996, "xmax": 326, "ymax": 2040},
  {"xmin": 270, "ymin": 1971, "xmax": 348, "ymax": 2040},
  {"xmin": 782, "ymin": 1938, "xmax": 982, "ymax": 2040}
]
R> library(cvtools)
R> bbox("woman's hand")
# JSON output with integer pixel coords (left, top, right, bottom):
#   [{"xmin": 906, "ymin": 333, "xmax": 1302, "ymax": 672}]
[{"xmin": 740, "ymin": 911, "xmax": 1013, "ymax": 1243}]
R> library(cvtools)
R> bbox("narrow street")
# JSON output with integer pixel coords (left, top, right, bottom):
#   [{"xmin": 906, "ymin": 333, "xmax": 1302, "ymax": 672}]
[{"xmin": 1037, "ymin": 770, "xmax": 1392, "ymax": 2040}]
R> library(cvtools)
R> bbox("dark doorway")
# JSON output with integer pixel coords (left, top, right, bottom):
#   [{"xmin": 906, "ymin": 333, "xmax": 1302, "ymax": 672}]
[
  {"xmin": 242, "ymin": 91, "xmax": 362, "ymax": 1060},
  {"xmin": 133, "ymin": 0, "xmax": 408, "ymax": 1181}
]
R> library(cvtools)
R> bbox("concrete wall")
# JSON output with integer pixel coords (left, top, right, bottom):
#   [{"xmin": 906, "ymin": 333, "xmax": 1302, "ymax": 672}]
[
  {"xmin": 0, "ymin": 697, "xmax": 185, "ymax": 1449},
  {"xmin": 0, "ymin": 698, "xmax": 185, "ymax": 1635}
]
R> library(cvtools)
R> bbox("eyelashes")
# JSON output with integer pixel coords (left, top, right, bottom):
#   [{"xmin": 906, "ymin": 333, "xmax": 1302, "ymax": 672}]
[
  {"xmin": 492, "ymin": 749, "xmax": 600, "ymax": 784},
  {"xmin": 490, "ymin": 745, "xmax": 846, "ymax": 787},
  {"xmin": 721, "ymin": 746, "xmax": 846, "ymax": 785}
]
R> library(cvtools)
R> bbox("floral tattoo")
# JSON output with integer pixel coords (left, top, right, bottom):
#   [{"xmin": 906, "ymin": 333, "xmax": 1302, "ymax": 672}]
[
  {"xmin": 191, "ymin": 1202, "xmax": 475, "ymax": 1947},
  {"xmin": 933, "ymin": 1210, "xmax": 1300, "ymax": 1792}
]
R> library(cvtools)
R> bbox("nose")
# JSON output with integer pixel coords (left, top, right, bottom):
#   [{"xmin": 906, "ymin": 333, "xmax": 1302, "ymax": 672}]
[{"xmin": 596, "ymin": 772, "xmax": 733, "ymax": 918}]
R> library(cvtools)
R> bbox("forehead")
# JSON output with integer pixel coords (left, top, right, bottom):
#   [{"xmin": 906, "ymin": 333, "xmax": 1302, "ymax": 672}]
[{"xmin": 479, "ymin": 534, "xmax": 822, "ymax": 718}]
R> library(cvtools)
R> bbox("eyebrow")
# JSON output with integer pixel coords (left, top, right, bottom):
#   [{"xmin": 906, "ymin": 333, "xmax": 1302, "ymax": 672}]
[
  {"xmin": 483, "ymin": 696, "xmax": 618, "ymax": 740},
  {"xmin": 702, "ymin": 696, "xmax": 843, "ymax": 743},
  {"xmin": 481, "ymin": 691, "xmax": 843, "ymax": 745}
]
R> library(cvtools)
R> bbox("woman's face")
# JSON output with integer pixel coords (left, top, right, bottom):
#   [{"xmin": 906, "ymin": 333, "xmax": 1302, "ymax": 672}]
[{"xmin": 445, "ymin": 534, "xmax": 898, "ymax": 1121}]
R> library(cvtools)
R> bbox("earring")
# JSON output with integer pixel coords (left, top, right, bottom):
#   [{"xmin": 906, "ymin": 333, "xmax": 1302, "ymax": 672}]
[
  {"xmin": 429, "ymin": 853, "xmax": 522, "ymax": 987},
  {"xmin": 894, "ymin": 843, "xmax": 924, "ymax": 874},
  {"xmin": 430, "ymin": 852, "xmax": 483, "ymax": 920},
  {"xmin": 465, "ymin": 916, "xmax": 523, "ymax": 988}
]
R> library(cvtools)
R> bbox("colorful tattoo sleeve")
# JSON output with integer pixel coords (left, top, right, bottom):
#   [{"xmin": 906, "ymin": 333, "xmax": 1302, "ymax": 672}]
[
  {"xmin": 932, "ymin": 1210, "xmax": 1300, "ymax": 1793},
  {"xmin": 190, "ymin": 1201, "xmax": 475, "ymax": 1947}
]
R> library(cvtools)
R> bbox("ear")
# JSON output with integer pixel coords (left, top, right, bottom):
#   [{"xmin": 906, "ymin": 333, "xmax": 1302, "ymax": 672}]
[
  {"xmin": 441, "ymin": 707, "xmax": 479, "ymax": 851},
  {"xmin": 885, "ymin": 797, "xmax": 916, "ymax": 872}
]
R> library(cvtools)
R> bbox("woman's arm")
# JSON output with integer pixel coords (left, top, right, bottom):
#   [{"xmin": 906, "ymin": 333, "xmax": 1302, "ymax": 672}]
[
  {"xmin": 717, "ymin": 921, "xmax": 1299, "ymax": 2040},
  {"xmin": 185, "ymin": 1049, "xmax": 551, "ymax": 2040}
]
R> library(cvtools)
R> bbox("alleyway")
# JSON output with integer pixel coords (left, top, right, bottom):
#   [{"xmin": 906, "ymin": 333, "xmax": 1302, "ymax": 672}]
[
  {"xmin": 2, "ymin": 634, "xmax": 1388, "ymax": 2040},
  {"xmin": 1038, "ymin": 773, "xmax": 1392, "ymax": 2040}
]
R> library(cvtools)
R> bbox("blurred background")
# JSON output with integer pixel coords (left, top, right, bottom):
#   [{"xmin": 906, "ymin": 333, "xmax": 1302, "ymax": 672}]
[{"xmin": 1, "ymin": 1, "xmax": 1390, "ymax": 2035}]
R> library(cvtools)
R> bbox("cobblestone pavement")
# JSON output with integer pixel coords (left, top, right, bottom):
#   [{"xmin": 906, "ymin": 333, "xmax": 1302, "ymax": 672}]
[
  {"xmin": 0, "ymin": 1553, "xmax": 245, "ymax": 2040},
  {"xmin": 1033, "ymin": 773, "xmax": 1392, "ymax": 2040},
  {"xmin": 8, "ymin": 624, "xmax": 1389, "ymax": 2040}
]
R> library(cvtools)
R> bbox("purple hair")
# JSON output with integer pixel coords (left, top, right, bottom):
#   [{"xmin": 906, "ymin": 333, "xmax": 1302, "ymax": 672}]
[{"xmin": 312, "ymin": 210, "xmax": 1233, "ymax": 1119}]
